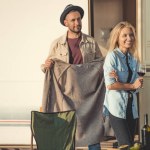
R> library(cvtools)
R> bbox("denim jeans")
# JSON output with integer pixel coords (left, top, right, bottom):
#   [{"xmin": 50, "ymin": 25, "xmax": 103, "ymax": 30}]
[{"xmin": 88, "ymin": 143, "xmax": 101, "ymax": 150}]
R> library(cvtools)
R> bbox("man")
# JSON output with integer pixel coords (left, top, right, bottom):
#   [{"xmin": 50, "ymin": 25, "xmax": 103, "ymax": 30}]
[
  {"xmin": 41, "ymin": 4, "xmax": 102, "ymax": 72},
  {"xmin": 41, "ymin": 4, "xmax": 103, "ymax": 150}
]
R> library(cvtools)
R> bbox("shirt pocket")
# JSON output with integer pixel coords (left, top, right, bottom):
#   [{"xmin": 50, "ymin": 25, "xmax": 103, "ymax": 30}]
[
  {"xmin": 59, "ymin": 50, "xmax": 68, "ymax": 56},
  {"xmin": 57, "ymin": 50, "xmax": 68, "ymax": 62},
  {"xmin": 117, "ymin": 66, "xmax": 128, "ymax": 82}
]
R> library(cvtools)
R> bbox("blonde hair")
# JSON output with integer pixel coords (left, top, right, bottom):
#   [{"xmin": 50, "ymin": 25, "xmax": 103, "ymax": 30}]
[{"xmin": 107, "ymin": 21, "xmax": 139, "ymax": 61}]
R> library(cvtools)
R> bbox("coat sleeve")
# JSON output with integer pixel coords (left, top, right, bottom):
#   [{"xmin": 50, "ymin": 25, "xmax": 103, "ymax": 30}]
[
  {"xmin": 95, "ymin": 41, "xmax": 103, "ymax": 59},
  {"xmin": 40, "ymin": 39, "xmax": 59, "ymax": 73}
]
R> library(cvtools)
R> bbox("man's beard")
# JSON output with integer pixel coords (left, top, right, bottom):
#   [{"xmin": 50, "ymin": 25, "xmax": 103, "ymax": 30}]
[{"xmin": 70, "ymin": 26, "xmax": 82, "ymax": 34}]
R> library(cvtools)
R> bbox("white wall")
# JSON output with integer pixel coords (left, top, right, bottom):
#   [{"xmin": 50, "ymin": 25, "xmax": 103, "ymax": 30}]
[{"xmin": 0, "ymin": 0, "xmax": 88, "ymax": 144}]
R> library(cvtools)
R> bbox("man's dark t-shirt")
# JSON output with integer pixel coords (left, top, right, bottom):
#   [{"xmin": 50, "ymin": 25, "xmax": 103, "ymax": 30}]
[{"xmin": 67, "ymin": 36, "xmax": 83, "ymax": 64}]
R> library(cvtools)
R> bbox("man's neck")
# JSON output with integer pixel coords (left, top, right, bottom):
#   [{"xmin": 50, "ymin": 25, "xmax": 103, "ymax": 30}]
[{"xmin": 67, "ymin": 31, "xmax": 81, "ymax": 39}]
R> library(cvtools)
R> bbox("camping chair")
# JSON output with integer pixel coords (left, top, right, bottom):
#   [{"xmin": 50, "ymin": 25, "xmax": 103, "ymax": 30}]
[{"xmin": 31, "ymin": 110, "xmax": 77, "ymax": 150}]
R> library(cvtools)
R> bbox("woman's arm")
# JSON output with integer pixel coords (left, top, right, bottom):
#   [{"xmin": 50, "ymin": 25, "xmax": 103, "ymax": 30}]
[
  {"xmin": 107, "ymin": 77, "xmax": 143, "ymax": 91},
  {"xmin": 104, "ymin": 51, "xmax": 143, "ymax": 91}
]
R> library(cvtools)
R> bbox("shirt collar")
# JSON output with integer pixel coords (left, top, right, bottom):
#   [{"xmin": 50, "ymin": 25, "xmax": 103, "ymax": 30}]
[{"xmin": 115, "ymin": 48, "xmax": 131, "ymax": 60}]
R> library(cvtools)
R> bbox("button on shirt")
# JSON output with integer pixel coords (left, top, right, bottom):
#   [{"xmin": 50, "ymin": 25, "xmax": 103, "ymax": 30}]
[{"xmin": 103, "ymin": 48, "xmax": 139, "ymax": 119}]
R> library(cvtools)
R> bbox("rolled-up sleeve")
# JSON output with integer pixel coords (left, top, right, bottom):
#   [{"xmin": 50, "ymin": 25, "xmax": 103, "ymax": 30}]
[{"xmin": 103, "ymin": 52, "xmax": 117, "ymax": 86}]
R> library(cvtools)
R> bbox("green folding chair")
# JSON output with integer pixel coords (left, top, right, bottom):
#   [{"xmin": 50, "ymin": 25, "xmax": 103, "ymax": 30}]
[{"xmin": 31, "ymin": 110, "xmax": 77, "ymax": 150}]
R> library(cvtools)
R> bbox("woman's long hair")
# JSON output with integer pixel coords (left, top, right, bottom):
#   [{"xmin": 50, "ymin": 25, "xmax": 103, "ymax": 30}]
[{"xmin": 107, "ymin": 21, "xmax": 139, "ymax": 61}]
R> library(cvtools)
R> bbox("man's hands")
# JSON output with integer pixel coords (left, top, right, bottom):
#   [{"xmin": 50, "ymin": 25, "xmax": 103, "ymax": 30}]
[
  {"xmin": 44, "ymin": 59, "xmax": 55, "ymax": 70},
  {"xmin": 109, "ymin": 70, "xmax": 119, "ymax": 82}
]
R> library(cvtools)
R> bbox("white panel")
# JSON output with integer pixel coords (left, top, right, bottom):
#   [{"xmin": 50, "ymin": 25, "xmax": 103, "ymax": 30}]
[
  {"xmin": 139, "ymin": 0, "xmax": 150, "ymax": 141},
  {"xmin": 0, "ymin": 126, "xmax": 32, "ymax": 144},
  {"xmin": 139, "ymin": 76, "xmax": 150, "ymax": 140},
  {"xmin": 142, "ymin": 0, "xmax": 150, "ymax": 64},
  {"xmin": 0, "ymin": 0, "xmax": 88, "ymax": 144},
  {"xmin": 0, "ymin": 81, "xmax": 43, "ymax": 120},
  {"xmin": 0, "ymin": 0, "xmax": 88, "ymax": 81}
]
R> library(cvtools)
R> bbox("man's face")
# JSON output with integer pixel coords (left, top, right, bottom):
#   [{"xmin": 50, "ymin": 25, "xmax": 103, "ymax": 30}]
[{"xmin": 64, "ymin": 11, "xmax": 82, "ymax": 34}]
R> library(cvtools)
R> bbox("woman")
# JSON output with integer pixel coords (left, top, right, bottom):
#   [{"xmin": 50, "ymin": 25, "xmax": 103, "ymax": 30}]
[{"xmin": 103, "ymin": 21, "xmax": 143, "ymax": 147}]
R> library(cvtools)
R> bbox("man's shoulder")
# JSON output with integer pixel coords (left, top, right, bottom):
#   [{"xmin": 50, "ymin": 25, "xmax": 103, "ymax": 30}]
[
  {"xmin": 51, "ymin": 33, "xmax": 66, "ymax": 45},
  {"xmin": 54, "ymin": 33, "xmax": 66, "ymax": 41},
  {"xmin": 82, "ymin": 33, "xmax": 94, "ymax": 39},
  {"xmin": 82, "ymin": 33, "xmax": 96, "ymax": 42}
]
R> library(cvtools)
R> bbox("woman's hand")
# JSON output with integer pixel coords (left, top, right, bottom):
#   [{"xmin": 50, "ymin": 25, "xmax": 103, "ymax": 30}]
[
  {"xmin": 132, "ymin": 77, "xmax": 143, "ymax": 89},
  {"xmin": 109, "ymin": 70, "xmax": 119, "ymax": 82}
]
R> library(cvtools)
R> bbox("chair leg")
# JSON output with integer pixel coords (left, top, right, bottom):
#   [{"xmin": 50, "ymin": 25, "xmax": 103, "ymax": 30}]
[{"xmin": 31, "ymin": 132, "xmax": 33, "ymax": 150}]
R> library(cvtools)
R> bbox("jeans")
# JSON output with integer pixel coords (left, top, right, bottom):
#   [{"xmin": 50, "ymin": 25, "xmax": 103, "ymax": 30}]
[
  {"xmin": 109, "ymin": 95, "xmax": 137, "ymax": 147},
  {"xmin": 88, "ymin": 143, "xmax": 101, "ymax": 150}
]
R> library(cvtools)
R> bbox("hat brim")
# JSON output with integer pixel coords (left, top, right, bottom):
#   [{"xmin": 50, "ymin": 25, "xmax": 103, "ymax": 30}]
[{"xmin": 60, "ymin": 6, "xmax": 84, "ymax": 26}]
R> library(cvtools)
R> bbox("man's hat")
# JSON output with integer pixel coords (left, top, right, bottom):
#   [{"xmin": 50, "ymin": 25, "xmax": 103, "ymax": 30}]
[{"xmin": 60, "ymin": 4, "xmax": 84, "ymax": 26}]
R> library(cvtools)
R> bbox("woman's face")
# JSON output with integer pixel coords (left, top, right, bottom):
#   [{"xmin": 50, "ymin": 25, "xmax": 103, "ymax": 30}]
[{"xmin": 118, "ymin": 27, "xmax": 135, "ymax": 53}]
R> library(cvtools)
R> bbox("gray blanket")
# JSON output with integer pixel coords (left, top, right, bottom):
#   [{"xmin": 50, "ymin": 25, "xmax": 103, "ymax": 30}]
[{"xmin": 42, "ymin": 58, "xmax": 106, "ymax": 146}]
